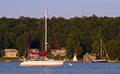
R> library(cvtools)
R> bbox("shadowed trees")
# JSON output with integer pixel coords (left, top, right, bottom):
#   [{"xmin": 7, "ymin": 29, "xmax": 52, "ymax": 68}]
[{"xmin": 0, "ymin": 16, "xmax": 120, "ymax": 59}]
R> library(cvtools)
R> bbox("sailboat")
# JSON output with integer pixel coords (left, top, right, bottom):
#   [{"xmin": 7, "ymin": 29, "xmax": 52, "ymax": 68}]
[
  {"xmin": 92, "ymin": 38, "xmax": 108, "ymax": 62},
  {"xmin": 73, "ymin": 53, "xmax": 78, "ymax": 62},
  {"xmin": 20, "ymin": 9, "xmax": 64, "ymax": 66}
]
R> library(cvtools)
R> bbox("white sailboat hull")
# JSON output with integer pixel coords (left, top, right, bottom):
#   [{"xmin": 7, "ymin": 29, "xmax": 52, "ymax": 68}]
[
  {"xmin": 20, "ymin": 60, "xmax": 64, "ymax": 66},
  {"xmin": 92, "ymin": 59, "xmax": 108, "ymax": 62}
]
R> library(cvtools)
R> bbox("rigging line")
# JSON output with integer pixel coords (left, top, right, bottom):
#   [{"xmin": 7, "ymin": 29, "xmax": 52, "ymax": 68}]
[
  {"xmin": 30, "ymin": 26, "xmax": 40, "ymax": 44},
  {"xmin": 46, "ymin": 9, "xmax": 60, "ymax": 49},
  {"xmin": 103, "ymin": 42, "xmax": 109, "ymax": 59},
  {"xmin": 25, "ymin": 25, "xmax": 40, "ymax": 58},
  {"xmin": 49, "ymin": 19, "xmax": 59, "ymax": 49},
  {"xmin": 26, "ymin": 25, "xmax": 40, "ymax": 52}
]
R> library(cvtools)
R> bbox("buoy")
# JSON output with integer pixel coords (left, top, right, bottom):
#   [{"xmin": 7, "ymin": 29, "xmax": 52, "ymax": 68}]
[{"xmin": 68, "ymin": 63, "xmax": 73, "ymax": 66}]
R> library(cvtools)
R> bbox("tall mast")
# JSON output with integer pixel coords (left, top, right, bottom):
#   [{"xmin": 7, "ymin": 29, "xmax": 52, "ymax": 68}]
[
  {"xmin": 45, "ymin": 9, "xmax": 47, "ymax": 52},
  {"xmin": 100, "ymin": 38, "xmax": 102, "ymax": 58}
]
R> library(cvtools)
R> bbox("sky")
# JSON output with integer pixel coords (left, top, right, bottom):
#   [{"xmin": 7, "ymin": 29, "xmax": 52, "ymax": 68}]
[{"xmin": 0, "ymin": 0, "xmax": 120, "ymax": 18}]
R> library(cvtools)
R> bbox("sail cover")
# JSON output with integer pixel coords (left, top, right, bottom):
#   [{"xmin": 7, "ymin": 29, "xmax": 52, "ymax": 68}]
[{"xmin": 29, "ymin": 51, "xmax": 46, "ymax": 56}]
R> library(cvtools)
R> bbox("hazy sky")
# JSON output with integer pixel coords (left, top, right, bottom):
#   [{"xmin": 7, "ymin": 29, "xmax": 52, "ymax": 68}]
[{"xmin": 0, "ymin": 0, "xmax": 120, "ymax": 18}]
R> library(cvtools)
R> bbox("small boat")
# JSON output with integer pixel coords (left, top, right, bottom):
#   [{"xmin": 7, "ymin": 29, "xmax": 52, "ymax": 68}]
[
  {"xmin": 68, "ymin": 63, "xmax": 73, "ymax": 66},
  {"xmin": 73, "ymin": 53, "xmax": 78, "ymax": 62},
  {"xmin": 20, "ymin": 9, "xmax": 64, "ymax": 66},
  {"xmin": 92, "ymin": 38, "xmax": 108, "ymax": 62},
  {"xmin": 92, "ymin": 59, "xmax": 107, "ymax": 62}
]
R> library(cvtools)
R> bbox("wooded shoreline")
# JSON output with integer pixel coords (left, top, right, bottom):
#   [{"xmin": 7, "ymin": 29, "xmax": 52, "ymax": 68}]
[{"xmin": 0, "ymin": 15, "xmax": 120, "ymax": 60}]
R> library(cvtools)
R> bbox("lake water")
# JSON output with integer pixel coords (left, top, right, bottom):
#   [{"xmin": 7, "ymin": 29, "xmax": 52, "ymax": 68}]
[{"xmin": 0, "ymin": 62, "xmax": 120, "ymax": 74}]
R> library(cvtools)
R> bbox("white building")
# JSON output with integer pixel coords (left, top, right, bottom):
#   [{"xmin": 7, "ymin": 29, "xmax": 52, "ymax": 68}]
[
  {"xmin": 51, "ymin": 47, "xmax": 66, "ymax": 56},
  {"xmin": 4, "ymin": 49, "xmax": 18, "ymax": 57}
]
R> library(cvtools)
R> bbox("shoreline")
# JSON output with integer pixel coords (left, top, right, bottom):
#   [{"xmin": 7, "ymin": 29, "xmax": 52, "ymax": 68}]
[
  {"xmin": 0, "ymin": 57, "xmax": 119, "ymax": 63},
  {"xmin": 0, "ymin": 60, "xmax": 119, "ymax": 63}
]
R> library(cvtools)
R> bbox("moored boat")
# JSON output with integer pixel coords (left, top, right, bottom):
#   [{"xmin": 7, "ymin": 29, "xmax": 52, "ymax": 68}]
[
  {"xmin": 92, "ymin": 59, "xmax": 107, "ymax": 62},
  {"xmin": 20, "ymin": 9, "xmax": 64, "ymax": 66},
  {"xmin": 92, "ymin": 38, "xmax": 108, "ymax": 62},
  {"xmin": 20, "ymin": 60, "xmax": 63, "ymax": 66},
  {"xmin": 73, "ymin": 53, "xmax": 78, "ymax": 62}
]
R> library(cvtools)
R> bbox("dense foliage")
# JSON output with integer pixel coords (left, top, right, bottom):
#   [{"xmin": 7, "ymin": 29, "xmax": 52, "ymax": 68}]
[{"xmin": 0, "ymin": 15, "xmax": 120, "ymax": 60}]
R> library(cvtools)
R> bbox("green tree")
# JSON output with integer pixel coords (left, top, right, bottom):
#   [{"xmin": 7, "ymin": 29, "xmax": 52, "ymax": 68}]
[
  {"xmin": 65, "ymin": 37, "xmax": 74, "ymax": 59},
  {"xmin": 106, "ymin": 39, "xmax": 120, "ymax": 60}
]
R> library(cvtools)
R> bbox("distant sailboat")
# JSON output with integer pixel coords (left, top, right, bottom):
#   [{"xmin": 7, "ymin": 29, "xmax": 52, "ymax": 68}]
[
  {"xmin": 20, "ymin": 9, "xmax": 64, "ymax": 66},
  {"xmin": 73, "ymin": 53, "xmax": 78, "ymax": 62},
  {"xmin": 93, "ymin": 38, "xmax": 108, "ymax": 62}
]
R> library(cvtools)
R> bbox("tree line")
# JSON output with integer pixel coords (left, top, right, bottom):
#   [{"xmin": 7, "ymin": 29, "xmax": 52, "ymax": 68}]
[{"xmin": 0, "ymin": 15, "xmax": 120, "ymax": 60}]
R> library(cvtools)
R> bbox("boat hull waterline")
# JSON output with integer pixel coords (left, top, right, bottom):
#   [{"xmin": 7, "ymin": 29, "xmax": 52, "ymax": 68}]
[
  {"xmin": 20, "ymin": 60, "xmax": 64, "ymax": 66},
  {"xmin": 92, "ymin": 59, "xmax": 108, "ymax": 62}
]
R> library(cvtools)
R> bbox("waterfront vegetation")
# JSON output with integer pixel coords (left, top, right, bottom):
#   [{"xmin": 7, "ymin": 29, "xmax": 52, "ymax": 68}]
[{"xmin": 0, "ymin": 15, "xmax": 120, "ymax": 60}]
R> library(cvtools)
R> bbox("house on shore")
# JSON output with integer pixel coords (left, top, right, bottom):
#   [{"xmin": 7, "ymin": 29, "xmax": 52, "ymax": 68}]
[
  {"xmin": 83, "ymin": 53, "xmax": 96, "ymax": 62},
  {"xmin": 4, "ymin": 49, "xmax": 18, "ymax": 57},
  {"xmin": 51, "ymin": 47, "xmax": 66, "ymax": 56}
]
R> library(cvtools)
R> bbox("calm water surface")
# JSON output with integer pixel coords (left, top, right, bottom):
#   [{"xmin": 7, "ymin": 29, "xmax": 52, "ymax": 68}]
[{"xmin": 0, "ymin": 62, "xmax": 120, "ymax": 74}]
